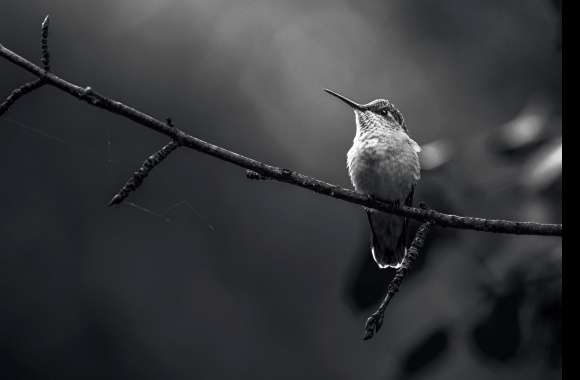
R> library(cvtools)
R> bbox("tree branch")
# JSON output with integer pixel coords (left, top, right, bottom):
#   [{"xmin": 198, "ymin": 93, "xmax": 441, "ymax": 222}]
[{"xmin": 0, "ymin": 18, "xmax": 562, "ymax": 237}]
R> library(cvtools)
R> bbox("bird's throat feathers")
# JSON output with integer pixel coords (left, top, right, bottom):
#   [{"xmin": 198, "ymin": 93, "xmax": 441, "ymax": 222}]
[{"xmin": 354, "ymin": 109, "xmax": 405, "ymax": 139}]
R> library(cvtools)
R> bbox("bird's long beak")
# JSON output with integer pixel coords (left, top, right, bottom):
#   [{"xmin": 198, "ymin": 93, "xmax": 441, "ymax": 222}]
[{"xmin": 324, "ymin": 89, "xmax": 364, "ymax": 111}]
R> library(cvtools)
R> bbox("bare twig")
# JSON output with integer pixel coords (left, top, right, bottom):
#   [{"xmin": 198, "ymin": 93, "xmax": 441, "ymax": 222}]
[
  {"xmin": 0, "ymin": 79, "xmax": 44, "ymax": 116},
  {"xmin": 363, "ymin": 220, "xmax": 433, "ymax": 340},
  {"xmin": 41, "ymin": 15, "xmax": 50, "ymax": 72},
  {"xmin": 0, "ymin": 17, "xmax": 562, "ymax": 237},
  {"xmin": 108, "ymin": 140, "xmax": 179, "ymax": 206},
  {"xmin": 0, "ymin": 16, "xmax": 50, "ymax": 116},
  {"xmin": 108, "ymin": 118, "xmax": 179, "ymax": 206}
]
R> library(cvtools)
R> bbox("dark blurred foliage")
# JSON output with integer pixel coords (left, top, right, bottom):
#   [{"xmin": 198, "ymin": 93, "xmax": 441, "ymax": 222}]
[
  {"xmin": 471, "ymin": 230, "xmax": 561, "ymax": 369},
  {"xmin": 0, "ymin": 0, "xmax": 560, "ymax": 379},
  {"xmin": 398, "ymin": 325, "xmax": 451, "ymax": 378},
  {"xmin": 471, "ymin": 290, "xmax": 524, "ymax": 362}
]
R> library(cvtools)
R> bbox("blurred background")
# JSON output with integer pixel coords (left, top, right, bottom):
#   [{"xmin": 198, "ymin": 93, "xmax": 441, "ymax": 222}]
[{"xmin": 0, "ymin": 1, "xmax": 561, "ymax": 379}]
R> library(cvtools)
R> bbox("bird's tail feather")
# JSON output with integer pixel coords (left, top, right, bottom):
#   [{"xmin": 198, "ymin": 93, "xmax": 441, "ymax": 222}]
[{"xmin": 366, "ymin": 210, "xmax": 407, "ymax": 269}]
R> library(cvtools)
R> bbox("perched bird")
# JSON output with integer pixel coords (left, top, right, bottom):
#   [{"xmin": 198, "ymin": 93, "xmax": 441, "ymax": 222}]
[{"xmin": 325, "ymin": 89, "xmax": 421, "ymax": 269}]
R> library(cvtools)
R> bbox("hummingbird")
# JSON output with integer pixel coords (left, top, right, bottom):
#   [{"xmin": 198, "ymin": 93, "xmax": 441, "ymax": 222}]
[{"xmin": 325, "ymin": 89, "xmax": 421, "ymax": 269}]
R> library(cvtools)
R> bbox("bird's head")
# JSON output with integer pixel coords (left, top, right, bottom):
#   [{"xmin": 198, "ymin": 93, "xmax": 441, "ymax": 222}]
[{"xmin": 324, "ymin": 89, "xmax": 407, "ymax": 134}]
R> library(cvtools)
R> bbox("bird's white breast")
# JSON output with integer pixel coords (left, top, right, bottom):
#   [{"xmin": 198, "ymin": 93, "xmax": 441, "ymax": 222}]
[{"xmin": 347, "ymin": 130, "xmax": 421, "ymax": 201}]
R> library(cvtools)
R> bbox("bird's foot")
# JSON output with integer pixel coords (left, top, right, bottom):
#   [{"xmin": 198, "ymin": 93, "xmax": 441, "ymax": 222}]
[{"xmin": 367, "ymin": 194, "xmax": 401, "ymax": 208}]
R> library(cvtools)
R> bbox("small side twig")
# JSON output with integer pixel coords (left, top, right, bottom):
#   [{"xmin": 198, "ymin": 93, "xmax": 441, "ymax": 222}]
[
  {"xmin": 0, "ymin": 15, "xmax": 50, "ymax": 116},
  {"xmin": 41, "ymin": 15, "xmax": 50, "ymax": 71},
  {"xmin": 108, "ymin": 139, "xmax": 179, "ymax": 206},
  {"xmin": 0, "ymin": 79, "xmax": 44, "ymax": 116},
  {"xmin": 363, "ymin": 220, "xmax": 434, "ymax": 340}
]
